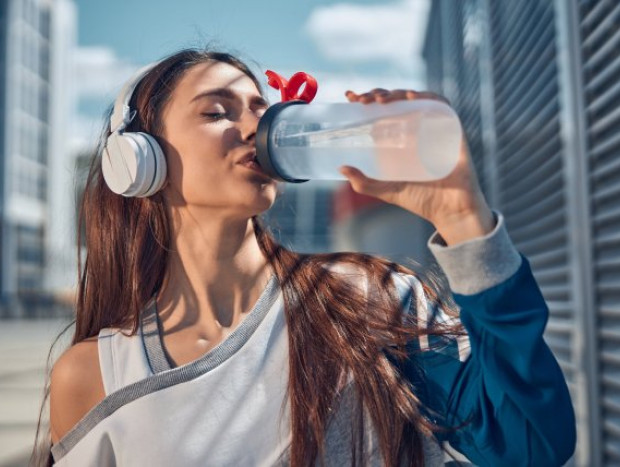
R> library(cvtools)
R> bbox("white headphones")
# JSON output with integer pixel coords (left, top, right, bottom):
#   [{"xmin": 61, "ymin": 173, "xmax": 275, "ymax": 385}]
[{"xmin": 102, "ymin": 62, "xmax": 167, "ymax": 197}]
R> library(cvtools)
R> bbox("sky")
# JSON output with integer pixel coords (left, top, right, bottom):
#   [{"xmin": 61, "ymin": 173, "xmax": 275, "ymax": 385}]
[{"xmin": 72, "ymin": 0, "xmax": 431, "ymax": 144}]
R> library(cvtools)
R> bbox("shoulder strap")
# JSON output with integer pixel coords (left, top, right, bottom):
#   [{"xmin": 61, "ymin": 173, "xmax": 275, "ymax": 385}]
[
  {"xmin": 97, "ymin": 328, "xmax": 119, "ymax": 396},
  {"xmin": 97, "ymin": 321, "xmax": 153, "ymax": 395}
]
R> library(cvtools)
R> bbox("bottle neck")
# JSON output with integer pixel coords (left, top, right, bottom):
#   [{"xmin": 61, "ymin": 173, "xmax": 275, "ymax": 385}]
[{"xmin": 256, "ymin": 100, "xmax": 309, "ymax": 183}]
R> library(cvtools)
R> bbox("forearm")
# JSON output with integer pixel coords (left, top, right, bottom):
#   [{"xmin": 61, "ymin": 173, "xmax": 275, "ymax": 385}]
[{"xmin": 431, "ymin": 197, "xmax": 495, "ymax": 247}]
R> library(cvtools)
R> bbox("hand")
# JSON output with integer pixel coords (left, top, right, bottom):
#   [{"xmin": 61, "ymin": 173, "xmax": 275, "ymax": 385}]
[{"xmin": 341, "ymin": 88, "xmax": 495, "ymax": 246}]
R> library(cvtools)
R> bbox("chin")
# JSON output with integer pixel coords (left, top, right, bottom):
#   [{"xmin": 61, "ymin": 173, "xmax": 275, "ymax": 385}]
[
  {"xmin": 253, "ymin": 195, "xmax": 277, "ymax": 216},
  {"xmin": 241, "ymin": 186, "xmax": 278, "ymax": 216}
]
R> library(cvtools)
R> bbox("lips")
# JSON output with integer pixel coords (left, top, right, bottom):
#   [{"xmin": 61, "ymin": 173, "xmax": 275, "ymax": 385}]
[
  {"xmin": 237, "ymin": 151, "xmax": 270, "ymax": 177},
  {"xmin": 237, "ymin": 151, "xmax": 259, "ymax": 166}
]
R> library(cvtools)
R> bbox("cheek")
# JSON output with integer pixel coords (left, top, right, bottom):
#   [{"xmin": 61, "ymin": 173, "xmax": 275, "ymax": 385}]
[
  {"xmin": 178, "ymin": 156, "xmax": 226, "ymax": 201},
  {"xmin": 165, "ymin": 126, "xmax": 228, "ymax": 190},
  {"xmin": 185, "ymin": 125, "xmax": 229, "ymax": 161}
]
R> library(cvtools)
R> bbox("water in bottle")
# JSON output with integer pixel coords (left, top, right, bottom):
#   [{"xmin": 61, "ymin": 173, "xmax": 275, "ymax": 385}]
[{"xmin": 255, "ymin": 99, "xmax": 462, "ymax": 183}]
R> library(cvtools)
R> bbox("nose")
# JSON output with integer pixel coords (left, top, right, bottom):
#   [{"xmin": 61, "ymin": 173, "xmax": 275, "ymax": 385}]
[{"xmin": 239, "ymin": 107, "xmax": 260, "ymax": 143}]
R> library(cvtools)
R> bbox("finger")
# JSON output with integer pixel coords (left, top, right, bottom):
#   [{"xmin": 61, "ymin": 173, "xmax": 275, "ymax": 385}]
[
  {"xmin": 375, "ymin": 89, "xmax": 410, "ymax": 103},
  {"xmin": 377, "ymin": 90, "xmax": 452, "ymax": 106},
  {"xmin": 345, "ymin": 90, "xmax": 359, "ymax": 102},
  {"xmin": 370, "ymin": 88, "xmax": 391, "ymax": 103},
  {"xmin": 370, "ymin": 88, "xmax": 390, "ymax": 96},
  {"xmin": 339, "ymin": 166, "xmax": 374, "ymax": 193},
  {"xmin": 387, "ymin": 89, "xmax": 421, "ymax": 102},
  {"xmin": 404, "ymin": 90, "xmax": 451, "ymax": 105},
  {"xmin": 339, "ymin": 166, "xmax": 401, "ymax": 201},
  {"xmin": 359, "ymin": 94, "xmax": 375, "ymax": 104},
  {"xmin": 359, "ymin": 88, "xmax": 390, "ymax": 98},
  {"xmin": 355, "ymin": 92, "xmax": 376, "ymax": 103},
  {"xmin": 355, "ymin": 88, "xmax": 390, "ymax": 104}
]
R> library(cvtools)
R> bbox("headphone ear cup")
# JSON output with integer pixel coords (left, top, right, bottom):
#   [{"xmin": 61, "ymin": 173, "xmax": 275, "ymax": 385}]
[
  {"xmin": 102, "ymin": 132, "xmax": 139, "ymax": 196},
  {"xmin": 138, "ymin": 132, "xmax": 167, "ymax": 197},
  {"xmin": 102, "ymin": 132, "xmax": 167, "ymax": 197}
]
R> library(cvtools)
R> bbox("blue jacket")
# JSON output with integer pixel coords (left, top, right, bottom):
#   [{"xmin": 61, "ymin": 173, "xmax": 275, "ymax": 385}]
[{"xmin": 395, "ymin": 213, "xmax": 576, "ymax": 466}]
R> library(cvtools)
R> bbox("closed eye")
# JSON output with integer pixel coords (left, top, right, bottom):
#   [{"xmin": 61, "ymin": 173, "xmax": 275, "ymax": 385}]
[{"xmin": 201, "ymin": 112, "xmax": 227, "ymax": 121}]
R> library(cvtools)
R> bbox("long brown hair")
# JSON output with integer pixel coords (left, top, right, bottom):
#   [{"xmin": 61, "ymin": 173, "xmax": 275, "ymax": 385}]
[{"xmin": 32, "ymin": 48, "xmax": 462, "ymax": 466}]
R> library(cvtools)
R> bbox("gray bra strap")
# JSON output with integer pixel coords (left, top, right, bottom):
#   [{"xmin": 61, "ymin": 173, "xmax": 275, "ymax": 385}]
[{"xmin": 140, "ymin": 298, "xmax": 174, "ymax": 374}]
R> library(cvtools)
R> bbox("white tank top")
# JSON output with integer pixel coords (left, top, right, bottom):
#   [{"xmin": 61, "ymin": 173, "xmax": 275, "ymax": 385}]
[{"xmin": 51, "ymin": 271, "xmax": 445, "ymax": 466}]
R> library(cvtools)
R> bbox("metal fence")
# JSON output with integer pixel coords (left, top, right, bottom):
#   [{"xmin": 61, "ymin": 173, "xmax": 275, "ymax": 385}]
[{"xmin": 423, "ymin": 0, "xmax": 620, "ymax": 465}]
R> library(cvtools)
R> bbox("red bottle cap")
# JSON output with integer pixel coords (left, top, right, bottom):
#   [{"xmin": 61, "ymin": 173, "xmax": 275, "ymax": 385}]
[{"xmin": 265, "ymin": 70, "xmax": 318, "ymax": 103}]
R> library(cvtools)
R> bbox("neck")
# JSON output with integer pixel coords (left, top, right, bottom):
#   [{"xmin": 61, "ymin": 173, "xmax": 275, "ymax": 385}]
[{"xmin": 156, "ymin": 205, "xmax": 273, "ymax": 334}]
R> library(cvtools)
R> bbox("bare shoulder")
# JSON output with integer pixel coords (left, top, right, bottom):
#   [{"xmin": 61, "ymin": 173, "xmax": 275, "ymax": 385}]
[{"xmin": 50, "ymin": 336, "xmax": 105, "ymax": 444}]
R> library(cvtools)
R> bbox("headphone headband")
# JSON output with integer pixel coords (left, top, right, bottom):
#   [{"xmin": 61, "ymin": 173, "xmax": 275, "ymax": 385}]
[{"xmin": 110, "ymin": 62, "xmax": 159, "ymax": 133}]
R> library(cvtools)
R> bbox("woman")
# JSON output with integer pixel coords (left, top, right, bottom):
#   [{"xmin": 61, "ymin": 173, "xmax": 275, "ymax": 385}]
[{"xmin": 38, "ymin": 49, "xmax": 575, "ymax": 466}]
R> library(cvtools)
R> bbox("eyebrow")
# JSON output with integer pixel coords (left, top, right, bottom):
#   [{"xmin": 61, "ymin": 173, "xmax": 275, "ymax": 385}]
[{"xmin": 190, "ymin": 88, "xmax": 268, "ymax": 107}]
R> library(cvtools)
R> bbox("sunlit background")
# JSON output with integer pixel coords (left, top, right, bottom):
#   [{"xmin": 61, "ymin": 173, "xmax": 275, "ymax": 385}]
[{"xmin": 1, "ymin": 0, "xmax": 619, "ymax": 466}]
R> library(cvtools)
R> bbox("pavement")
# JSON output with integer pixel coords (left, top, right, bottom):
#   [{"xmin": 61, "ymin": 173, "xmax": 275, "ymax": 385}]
[{"xmin": 0, "ymin": 319, "xmax": 73, "ymax": 467}]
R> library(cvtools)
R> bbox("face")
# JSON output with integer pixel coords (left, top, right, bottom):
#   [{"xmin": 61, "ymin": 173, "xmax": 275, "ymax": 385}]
[{"xmin": 159, "ymin": 61, "xmax": 278, "ymax": 217}]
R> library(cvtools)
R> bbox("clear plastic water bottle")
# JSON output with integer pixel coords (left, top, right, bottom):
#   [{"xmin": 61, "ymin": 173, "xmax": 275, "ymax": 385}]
[{"xmin": 255, "ymin": 99, "xmax": 463, "ymax": 183}]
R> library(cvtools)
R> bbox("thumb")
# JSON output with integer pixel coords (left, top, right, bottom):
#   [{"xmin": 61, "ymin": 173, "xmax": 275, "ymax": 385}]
[
  {"xmin": 339, "ymin": 166, "xmax": 408, "ymax": 207},
  {"xmin": 339, "ymin": 166, "xmax": 381, "ymax": 197}
]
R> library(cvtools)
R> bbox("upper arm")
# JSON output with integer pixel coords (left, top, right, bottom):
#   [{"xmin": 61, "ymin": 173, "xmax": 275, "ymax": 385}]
[{"xmin": 50, "ymin": 337, "xmax": 106, "ymax": 444}]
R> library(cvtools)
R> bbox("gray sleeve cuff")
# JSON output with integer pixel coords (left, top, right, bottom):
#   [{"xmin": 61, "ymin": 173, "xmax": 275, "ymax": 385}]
[{"xmin": 427, "ymin": 211, "xmax": 522, "ymax": 295}]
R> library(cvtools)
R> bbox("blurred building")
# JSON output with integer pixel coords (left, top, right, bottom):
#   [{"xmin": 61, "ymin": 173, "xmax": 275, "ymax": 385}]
[
  {"xmin": 44, "ymin": 0, "xmax": 77, "ymax": 305},
  {"xmin": 263, "ymin": 179, "xmax": 433, "ymax": 274},
  {"xmin": 424, "ymin": 1, "xmax": 620, "ymax": 465},
  {"xmin": 330, "ymin": 183, "xmax": 434, "ymax": 271},
  {"xmin": 0, "ymin": 0, "xmax": 77, "ymax": 318},
  {"xmin": 263, "ymin": 181, "xmax": 337, "ymax": 254}
]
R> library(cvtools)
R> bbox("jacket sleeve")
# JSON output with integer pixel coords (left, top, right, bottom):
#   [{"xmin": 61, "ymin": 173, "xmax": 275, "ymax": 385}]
[{"xmin": 393, "ymin": 212, "xmax": 576, "ymax": 467}]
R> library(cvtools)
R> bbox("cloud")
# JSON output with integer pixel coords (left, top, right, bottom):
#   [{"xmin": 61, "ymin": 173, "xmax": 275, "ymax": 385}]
[
  {"xmin": 71, "ymin": 114, "xmax": 106, "ymax": 150},
  {"xmin": 74, "ymin": 46, "xmax": 140, "ymax": 99},
  {"xmin": 304, "ymin": 0, "xmax": 429, "ymax": 73},
  {"xmin": 72, "ymin": 47, "xmax": 141, "ymax": 146}
]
